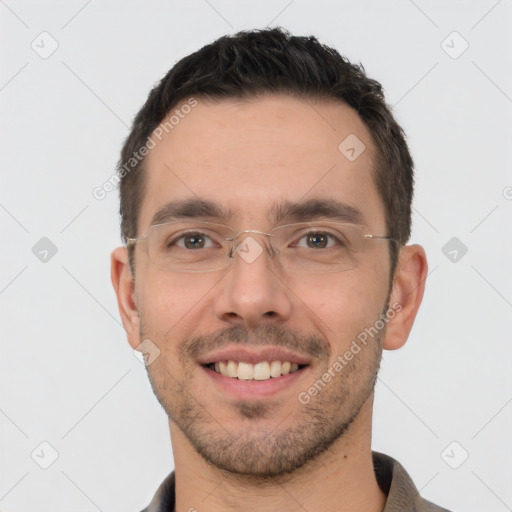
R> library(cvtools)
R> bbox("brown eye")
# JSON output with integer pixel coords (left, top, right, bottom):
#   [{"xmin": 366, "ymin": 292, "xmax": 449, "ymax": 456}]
[
  {"xmin": 306, "ymin": 233, "xmax": 329, "ymax": 249},
  {"xmin": 184, "ymin": 234, "xmax": 206, "ymax": 249},
  {"xmin": 170, "ymin": 232, "xmax": 216, "ymax": 249},
  {"xmin": 295, "ymin": 231, "xmax": 340, "ymax": 249}
]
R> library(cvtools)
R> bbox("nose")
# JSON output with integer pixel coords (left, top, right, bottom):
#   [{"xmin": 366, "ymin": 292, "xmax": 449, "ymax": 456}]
[{"xmin": 213, "ymin": 233, "xmax": 293, "ymax": 329}]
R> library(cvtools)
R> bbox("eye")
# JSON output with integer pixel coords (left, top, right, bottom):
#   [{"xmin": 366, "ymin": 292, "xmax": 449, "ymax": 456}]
[
  {"xmin": 171, "ymin": 232, "xmax": 217, "ymax": 249},
  {"xmin": 294, "ymin": 230, "xmax": 343, "ymax": 249}
]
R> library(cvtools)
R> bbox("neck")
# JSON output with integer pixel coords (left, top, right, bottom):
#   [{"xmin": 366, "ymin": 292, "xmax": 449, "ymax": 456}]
[{"xmin": 170, "ymin": 398, "xmax": 386, "ymax": 512}]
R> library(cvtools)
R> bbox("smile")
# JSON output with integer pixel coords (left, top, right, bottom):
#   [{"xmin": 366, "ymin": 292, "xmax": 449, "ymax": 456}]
[{"xmin": 204, "ymin": 360, "xmax": 306, "ymax": 381}]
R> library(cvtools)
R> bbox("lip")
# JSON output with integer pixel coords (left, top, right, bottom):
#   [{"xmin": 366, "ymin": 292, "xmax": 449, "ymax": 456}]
[
  {"xmin": 196, "ymin": 345, "xmax": 313, "ymax": 366},
  {"xmin": 202, "ymin": 364, "xmax": 309, "ymax": 399}
]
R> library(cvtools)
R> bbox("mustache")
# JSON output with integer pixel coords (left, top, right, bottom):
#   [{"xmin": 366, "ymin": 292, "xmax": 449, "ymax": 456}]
[{"xmin": 181, "ymin": 324, "xmax": 330, "ymax": 363}]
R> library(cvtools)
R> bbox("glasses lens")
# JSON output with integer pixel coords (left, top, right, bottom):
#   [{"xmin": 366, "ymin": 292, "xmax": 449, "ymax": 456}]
[
  {"xmin": 146, "ymin": 222, "xmax": 232, "ymax": 272},
  {"xmin": 271, "ymin": 222, "xmax": 365, "ymax": 273}
]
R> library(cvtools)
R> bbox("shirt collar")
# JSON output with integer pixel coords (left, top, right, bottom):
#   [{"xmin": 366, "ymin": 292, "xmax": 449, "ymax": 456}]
[{"xmin": 142, "ymin": 451, "xmax": 445, "ymax": 512}]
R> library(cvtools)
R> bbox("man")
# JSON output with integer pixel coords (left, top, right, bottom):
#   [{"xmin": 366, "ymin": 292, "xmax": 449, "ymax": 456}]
[{"xmin": 111, "ymin": 28, "xmax": 449, "ymax": 511}]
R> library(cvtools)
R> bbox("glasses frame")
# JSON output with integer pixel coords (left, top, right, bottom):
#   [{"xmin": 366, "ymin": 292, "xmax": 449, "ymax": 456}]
[{"xmin": 124, "ymin": 220, "xmax": 396, "ymax": 274}]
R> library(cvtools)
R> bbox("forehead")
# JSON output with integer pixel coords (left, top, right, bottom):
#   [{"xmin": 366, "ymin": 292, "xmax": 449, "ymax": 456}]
[{"xmin": 139, "ymin": 95, "xmax": 385, "ymax": 231}]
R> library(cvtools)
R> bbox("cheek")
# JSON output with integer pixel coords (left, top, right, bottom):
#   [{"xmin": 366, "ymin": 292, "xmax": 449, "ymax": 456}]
[
  {"xmin": 137, "ymin": 272, "xmax": 214, "ymax": 340},
  {"xmin": 290, "ymin": 270, "xmax": 388, "ymax": 346}
]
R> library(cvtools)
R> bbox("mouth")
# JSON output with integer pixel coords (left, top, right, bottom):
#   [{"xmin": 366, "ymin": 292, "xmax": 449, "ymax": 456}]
[
  {"xmin": 197, "ymin": 346, "xmax": 312, "ymax": 398},
  {"xmin": 203, "ymin": 360, "xmax": 307, "ymax": 381}
]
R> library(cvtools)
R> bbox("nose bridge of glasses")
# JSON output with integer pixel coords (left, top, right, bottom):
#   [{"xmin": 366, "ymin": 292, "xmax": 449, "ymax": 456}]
[{"xmin": 229, "ymin": 229, "xmax": 277, "ymax": 259}]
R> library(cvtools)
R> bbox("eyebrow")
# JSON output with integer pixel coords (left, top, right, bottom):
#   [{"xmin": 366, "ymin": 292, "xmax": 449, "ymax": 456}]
[
  {"xmin": 149, "ymin": 197, "xmax": 364, "ymax": 227},
  {"xmin": 150, "ymin": 199, "xmax": 235, "ymax": 226},
  {"xmin": 269, "ymin": 198, "xmax": 364, "ymax": 225}
]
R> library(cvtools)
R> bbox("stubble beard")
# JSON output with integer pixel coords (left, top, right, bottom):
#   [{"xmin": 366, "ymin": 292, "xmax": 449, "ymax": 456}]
[{"xmin": 142, "ymin": 317, "xmax": 384, "ymax": 478}]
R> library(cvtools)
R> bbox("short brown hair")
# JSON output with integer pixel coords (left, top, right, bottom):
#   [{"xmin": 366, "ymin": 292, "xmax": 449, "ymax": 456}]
[{"xmin": 118, "ymin": 28, "xmax": 413, "ymax": 273}]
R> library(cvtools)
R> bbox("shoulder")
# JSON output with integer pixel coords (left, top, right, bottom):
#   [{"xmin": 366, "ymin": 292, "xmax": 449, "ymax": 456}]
[
  {"xmin": 373, "ymin": 451, "xmax": 452, "ymax": 512},
  {"xmin": 138, "ymin": 471, "xmax": 176, "ymax": 512}
]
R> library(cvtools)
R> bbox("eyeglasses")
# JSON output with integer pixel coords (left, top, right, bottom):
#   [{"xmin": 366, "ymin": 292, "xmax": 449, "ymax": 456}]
[{"xmin": 125, "ymin": 220, "xmax": 395, "ymax": 274}]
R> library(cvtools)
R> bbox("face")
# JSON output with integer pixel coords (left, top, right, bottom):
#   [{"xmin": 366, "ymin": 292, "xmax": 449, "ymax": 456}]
[{"xmin": 130, "ymin": 95, "xmax": 394, "ymax": 476}]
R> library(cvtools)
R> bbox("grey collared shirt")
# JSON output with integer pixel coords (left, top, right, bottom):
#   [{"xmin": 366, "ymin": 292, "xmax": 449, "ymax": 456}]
[{"xmin": 141, "ymin": 452, "xmax": 451, "ymax": 512}]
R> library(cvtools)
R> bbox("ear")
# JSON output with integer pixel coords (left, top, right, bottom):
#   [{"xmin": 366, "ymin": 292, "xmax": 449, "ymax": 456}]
[
  {"xmin": 382, "ymin": 244, "xmax": 428, "ymax": 351},
  {"xmin": 111, "ymin": 247, "xmax": 141, "ymax": 350}
]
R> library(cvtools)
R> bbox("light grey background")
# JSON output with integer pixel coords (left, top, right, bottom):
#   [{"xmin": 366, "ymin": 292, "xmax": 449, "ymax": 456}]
[{"xmin": 1, "ymin": 1, "xmax": 511, "ymax": 510}]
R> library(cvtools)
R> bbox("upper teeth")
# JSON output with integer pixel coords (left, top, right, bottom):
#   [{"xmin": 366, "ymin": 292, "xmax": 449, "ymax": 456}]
[{"xmin": 213, "ymin": 360, "xmax": 300, "ymax": 380}]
